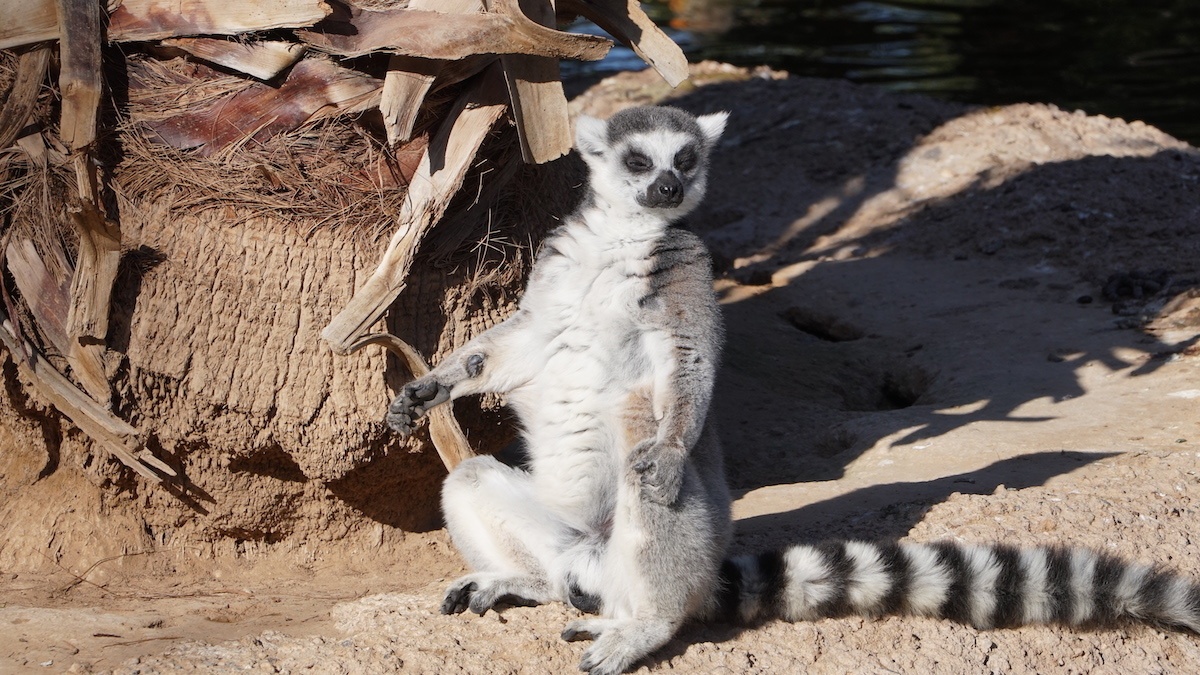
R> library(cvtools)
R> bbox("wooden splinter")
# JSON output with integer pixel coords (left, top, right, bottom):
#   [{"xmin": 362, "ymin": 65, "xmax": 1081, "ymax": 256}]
[
  {"xmin": 560, "ymin": 0, "xmax": 689, "ymax": 87},
  {"xmin": 0, "ymin": 316, "xmax": 176, "ymax": 482},
  {"xmin": 501, "ymin": 0, "xmax": 574, "ymax": 164},
  {"xmin": 57, "ymin": 0, "xmax": 119, "ymax": 407},
  {"xmin": 297, "ymin": 0, "xmax": 611, "ymax": 62},
  {"xmin": 379, "ymin": 0, "xmax": 483, "ymax": 146},
  {"xmin": 321, "ymin": 63, "xmax": 509, "ymax": 354},
  {"xmin": 160, "ymin": 38, "xmax": 308, "ymax": 81},
  {"xmin": 0, "ymin": 48, "xmax": 50, "ymax": 151}
]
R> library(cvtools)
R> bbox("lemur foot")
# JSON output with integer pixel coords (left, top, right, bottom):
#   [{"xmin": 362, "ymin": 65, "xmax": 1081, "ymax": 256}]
[
  {"xmin": 561, "ymin": 618, "xmax": 610, "ymax": 642},
  {"xmin": 440, "ymin": 578, "xmax": 477, "ymax": 614},
  {"xmin": 385, "ymin": 375, "xmax": 450, "ymax": 436},
  {"xmin": 568, "ymin": 582, "xmax": 602, "ymax": 614},
  {"xmin": 629, "ymin": 438, "xmax": 686, "ymax": 505},
  {"xmin": 440, "ymin": 574, "xmax": 543, "ymax": 616},
  {"xmin": 570, "ymin": 618, "xmax": 671, "ymax": 675}
]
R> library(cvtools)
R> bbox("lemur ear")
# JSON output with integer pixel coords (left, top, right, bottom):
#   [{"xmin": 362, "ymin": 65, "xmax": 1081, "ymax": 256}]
[
  {"xmin": 696, "ymin": 111, "xmax": 729, "ymax": 146},
  {"xmin": 574, "ymin": 115, "xmax": 608, "ymax": 156}
]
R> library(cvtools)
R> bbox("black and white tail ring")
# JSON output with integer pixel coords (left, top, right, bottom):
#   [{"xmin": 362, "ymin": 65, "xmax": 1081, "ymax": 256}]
[{"xmin": 717, "ymin": 540, "xmax": 1200, "ymax": 632}]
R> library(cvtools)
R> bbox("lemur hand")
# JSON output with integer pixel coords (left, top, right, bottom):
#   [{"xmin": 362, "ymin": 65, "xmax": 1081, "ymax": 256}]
[
  {"xmin": 385, "ymin": 376, "xmax": 450, "ymax": 436},
  {"xmin": 629, "ymin": 438, "xmax": 687, "ymax": 505}
]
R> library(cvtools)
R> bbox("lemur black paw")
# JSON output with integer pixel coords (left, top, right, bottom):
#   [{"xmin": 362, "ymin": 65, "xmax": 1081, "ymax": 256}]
[
  {"xmin": 440, "ymin": 580, "xmax": 477, "ymax": 614},
  {"xmin": 441, "ymin": 576, "xmax": 539, "ymax": 616},
  {"xmin": 561, "ymin": 626, "xmax": 595, "ymax": 642},
  {"xmin": 385, "ymin": 376, "xmax": 450, "ymax": 436},
  {"xmin": 384, "ymin": 408, "xmax": 415, "ymax": 436},
  {"xmin": 629, "ymin": 439, "xmax": 686, "ymax": 505},
  {"xmin": 568, "ymin": 582, "xmax": 602, "ymax": 614},
  {"xmin": 561, "ymin": 618, "xmax": 608, "ymax": 643}
]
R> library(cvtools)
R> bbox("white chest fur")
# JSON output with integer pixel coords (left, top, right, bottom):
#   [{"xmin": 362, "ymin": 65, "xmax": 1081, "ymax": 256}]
[{"xmin": 505, "ymin": 218, "xmax": 664, "ymax": 523}]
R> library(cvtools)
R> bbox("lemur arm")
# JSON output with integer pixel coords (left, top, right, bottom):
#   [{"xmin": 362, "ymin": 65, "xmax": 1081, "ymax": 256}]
[
  {"xmin": 644, "ymin": 321, "xmax": 719, "ymax": 446},
  {"xmin": 385, "ymin": 309, "xmax": 540, "ymax": 437},
  {"xmin": 630, "ymin": 231, "xmax": 724, "ymax": 504}
]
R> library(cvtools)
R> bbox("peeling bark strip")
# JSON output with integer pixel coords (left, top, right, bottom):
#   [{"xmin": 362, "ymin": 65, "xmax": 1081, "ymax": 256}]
[
  {"xmin": 0, "ymin": 0, "xmax": 58, "ymax": 50},
  {"xmin": 0, "ymin": 48, "xmax": 50, "ymax": 151},
  {"xmin": 5, "ymin": 238, "xmax": 73, "ymax": 357},
  {"xmin": 502, "ymin": 0, "xmax": 572, "ymax": 164},
  {"xmin": 143, "ymin": 57, "xmax": 380, "ymax": 155},
  {"xmin": 65, "ymin": 198, "xmax": 121, "ymax": 404},
  {"xmin": 108, "ymin": 0, "xmax": 332, "ymax": 42},
  {"xmin": 1, "ymin": 0, "xmax": 332, "ymax": 48},
  {"xmin": 561, "ymin": 0, "xmax": 688, "ymax": 86},
  {"xmin": 160, "ymin": 38, "xmax": 307, "ymax": 81},
  {"xmin": 298, "ymin": 0, "xmax": 612, "ymax": 61},
  {"xmin": 64, "ymin": 164, "xmax": 121, "ymax": 406},
  {"xmin": 381, "ymin": 56, "xmax": 442, "ymax": 147},
  {"xmin": 378, "ymin": 0, "xmax": 482, "ymax": 147},
  {"xmin": 0, "ymin": 316, "xmax": 175, "ymax": 482},
  {"xmin": 346, "ymin": 332, "xmax": 476, "ymax": 471},
  {"xmin": 322, "ymin": 64, "xmax": 510, "ymax": 354},
  {"xmin": 55, "ymin": 0, "xmax": 103, "ymax": 151},
  {"xmin": 56, "ymin": 0, "xmax": 119, "ymax": 406}
]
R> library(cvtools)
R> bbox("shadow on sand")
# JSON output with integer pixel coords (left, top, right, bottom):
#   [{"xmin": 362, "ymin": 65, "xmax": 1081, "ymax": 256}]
[{"xmin": 645, "ymin": 77, "xmax": 1200, "ymax": 506}]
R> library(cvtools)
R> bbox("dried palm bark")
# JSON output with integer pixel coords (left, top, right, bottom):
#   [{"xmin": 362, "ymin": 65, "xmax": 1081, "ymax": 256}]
[{"xmin": 0, "ymin": 0, "xmax": 689, "ymax": 556}]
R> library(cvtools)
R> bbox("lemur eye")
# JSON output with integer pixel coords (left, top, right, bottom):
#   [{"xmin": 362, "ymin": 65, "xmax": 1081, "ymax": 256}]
[
  {"xmin": 624, "ymin": 152, "xmax": 652, "ymax": 173},
  {"xmin": 674, "ymin": 146, "xmax": 698, "ymax": 172}
]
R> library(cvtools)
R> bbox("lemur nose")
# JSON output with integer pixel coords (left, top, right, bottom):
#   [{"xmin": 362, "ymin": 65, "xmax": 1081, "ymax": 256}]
[{"xmin": 646, "ymin": 171, "xmax": 684, "ymax": 207}]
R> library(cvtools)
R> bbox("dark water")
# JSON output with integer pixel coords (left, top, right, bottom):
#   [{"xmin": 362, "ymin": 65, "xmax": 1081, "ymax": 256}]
[{"xmin": 574, "ymin": 0, "xmax": 1200, "ymax": 145}]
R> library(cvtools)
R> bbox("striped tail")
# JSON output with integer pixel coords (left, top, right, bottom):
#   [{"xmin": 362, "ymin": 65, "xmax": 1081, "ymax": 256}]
[{"xmin": 715, "ymin": 540, "xmax": 1200, "ymax": 632}]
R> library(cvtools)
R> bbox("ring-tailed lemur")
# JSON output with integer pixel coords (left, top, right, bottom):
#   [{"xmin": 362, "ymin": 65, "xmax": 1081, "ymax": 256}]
[{"xmin": 385, "ymin": 106, "xmax": 1200, "ymax": 675}]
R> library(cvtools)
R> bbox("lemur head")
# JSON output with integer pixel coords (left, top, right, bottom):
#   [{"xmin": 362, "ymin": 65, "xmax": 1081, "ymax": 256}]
[{"xmin": 574, "ymin": 106, "xmax": 728, "ymax": 220}]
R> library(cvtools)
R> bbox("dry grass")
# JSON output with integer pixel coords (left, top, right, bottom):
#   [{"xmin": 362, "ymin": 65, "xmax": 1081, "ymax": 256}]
[
  {"xmin": 0, "ymin": 50, "xmax": 77, "ymax": 280},
  {"xmin": 113, "ymin": 55, "xmax": 434, "ymax": 239},
  {"xmin": 0, "ymin": 47, "xmax": 573, "ymax": 357}
]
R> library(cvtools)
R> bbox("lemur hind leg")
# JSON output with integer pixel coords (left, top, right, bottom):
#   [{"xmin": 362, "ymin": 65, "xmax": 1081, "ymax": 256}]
[
  {"xmin": 562, "ymin": 617, "xmax": 679, "ymax": 675},
  {"xmin": 440, "ymin": 455, "xmax": 595, "ymax": 614},
  {"xmin": 562, "ymin": 437, "xmax": 729, "ymax": 674}
]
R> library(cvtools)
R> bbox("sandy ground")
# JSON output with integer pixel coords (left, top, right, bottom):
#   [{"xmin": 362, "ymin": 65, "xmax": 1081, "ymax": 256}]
[{"xmin": 5, "ymin": 65, "xmax": 1200, "ymax": 674}]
